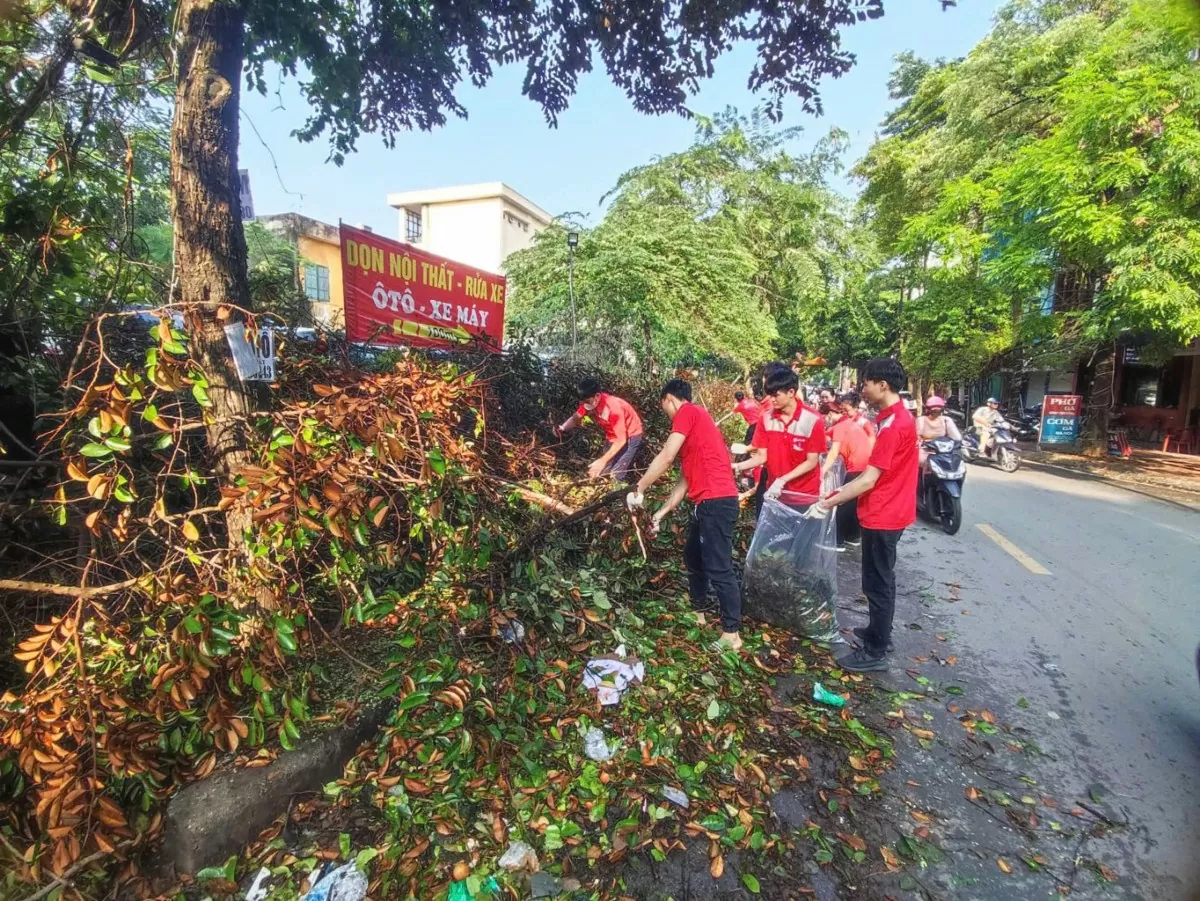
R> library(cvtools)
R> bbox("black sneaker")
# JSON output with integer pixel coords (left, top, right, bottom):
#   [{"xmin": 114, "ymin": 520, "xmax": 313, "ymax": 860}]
[
  {"xmin": 853, "ymin": 626, "xmax": 894, "ymax": 654},
  {"xmin": 837, "ymin": 647, "xmax": 889, "ymax": 673}
]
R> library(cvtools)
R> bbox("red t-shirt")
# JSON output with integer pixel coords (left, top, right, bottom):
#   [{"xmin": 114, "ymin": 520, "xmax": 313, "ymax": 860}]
[
  {"xmin": 830, "ymin": 416, "xmax": 872, "ymax": 473},
  {"xmin": 851, "ymin": 412, "xmax": 876, "ymax": 439},
  {"xmin": 856, "ymin": 401, "xmax": 918, "ymax": 530},
  {"xmin": 576, "ymin": 394, "xmax": 643, "ymax": 443},
  {"xmin": 671, "ymin": 402, "xmax": 737, "ymax": 503},
  {"xmin": 734, "ymin": 398, "xmax": 762, "ymax": 427},
  {"xmin": 751, "ymin": 402, "xmax": 826, "ymax": 497}
]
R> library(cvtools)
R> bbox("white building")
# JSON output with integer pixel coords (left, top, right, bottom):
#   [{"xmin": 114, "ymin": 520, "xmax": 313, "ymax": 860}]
[{"xmin": 386, "ymin": 182, "xmax": 554, "ymax": 275}]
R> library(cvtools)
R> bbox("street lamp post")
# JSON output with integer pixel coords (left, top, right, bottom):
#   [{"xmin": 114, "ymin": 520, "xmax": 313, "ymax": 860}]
[{"xmin": 567, "ymin": 231, "xmax": 579, "ymax": 359}]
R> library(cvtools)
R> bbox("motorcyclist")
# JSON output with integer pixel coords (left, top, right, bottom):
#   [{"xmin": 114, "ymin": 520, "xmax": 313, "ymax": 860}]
[
  {"xmin": 972, "ymin": 397, "xmax": 1002, "ymax": 456},
  {"xmin": 917, "ymin": 396, "xmax": 961, "ymax": 467}
]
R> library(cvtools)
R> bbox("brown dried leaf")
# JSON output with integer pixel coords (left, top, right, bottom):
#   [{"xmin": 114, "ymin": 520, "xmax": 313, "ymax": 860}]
[
  {"xmin": 997, "ymin": 857, "xmax": 1012, "ymax": 874},
  {"xmin": 837, "ymin": 833, "xmax": 867, "ymax": 852},
  {"xmin": 709, "ymin": 853, "xmax": 724, "ymax": 879},
  {"xmin": 880, "ymin": 846, "xmax": 902, "ymax": 871},
  {"xmin": 847, "ymin": 755, "xmax": 868, "ymax": 772}
]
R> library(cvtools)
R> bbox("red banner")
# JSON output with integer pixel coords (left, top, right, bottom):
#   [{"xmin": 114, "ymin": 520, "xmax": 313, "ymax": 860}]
[{"xmin": 339, "ymin": 224, "xmax": 505, "ymax": 351}]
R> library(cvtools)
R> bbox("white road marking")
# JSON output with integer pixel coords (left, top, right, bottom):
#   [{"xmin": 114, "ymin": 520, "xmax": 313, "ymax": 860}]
[{"xmin": 976, "ymin": 523, "xmax": 1052, "ymax": 575}]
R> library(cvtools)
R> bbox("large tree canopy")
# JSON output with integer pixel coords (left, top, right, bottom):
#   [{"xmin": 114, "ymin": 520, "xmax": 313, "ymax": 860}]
[
  {"xmin": 855, "ymin": 0, "xmax": 1200, "ymax": 385},
  {"xmin": 505, "ymin": 111, "xmax": 871, "ymax": 369}
]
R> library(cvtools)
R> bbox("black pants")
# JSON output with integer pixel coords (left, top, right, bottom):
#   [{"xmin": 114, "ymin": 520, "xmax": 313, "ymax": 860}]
[
  {"xmin": 836, "ymin": 471, "xmax": 862, "ymax": 546},
  {"xmin": 860, "ymin": 527, "xmax": 905, "ymax": 655},
  {"xmin": 753, "ymin": 467, "xmax": 769, "ymax": 519},
  {"xmin": 684, "ymin": 497, "xmax": 742, "ymax": 634}
]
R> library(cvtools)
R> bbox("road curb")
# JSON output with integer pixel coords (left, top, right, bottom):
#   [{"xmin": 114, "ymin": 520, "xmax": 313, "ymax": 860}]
[{"xmin": 1022, "ymin": 458, "xmax": 1200, "ymax": 512}]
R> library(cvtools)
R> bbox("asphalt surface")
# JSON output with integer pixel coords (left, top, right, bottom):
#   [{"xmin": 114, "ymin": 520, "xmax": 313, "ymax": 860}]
[{"xmin": 839, "ymin": 460, "xmax": 1200, "ymax": 900}]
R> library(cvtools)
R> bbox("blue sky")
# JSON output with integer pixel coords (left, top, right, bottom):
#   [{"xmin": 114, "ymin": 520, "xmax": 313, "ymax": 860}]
[{"xmin": 238, "ymin": 0, "xmax": 1005, "ymax": 237}]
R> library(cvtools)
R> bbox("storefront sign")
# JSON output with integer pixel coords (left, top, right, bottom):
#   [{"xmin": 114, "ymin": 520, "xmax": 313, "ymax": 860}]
[
  {"xmin": 1039, "ymin": 394, "xmax": 1082, "ymax": 446},
  {"xmin": 339, "ymin": 224, "xmax": 505, "ymax": 351}
]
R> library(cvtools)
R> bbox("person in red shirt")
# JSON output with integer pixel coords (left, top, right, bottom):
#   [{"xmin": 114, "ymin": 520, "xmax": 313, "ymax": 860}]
[
  {"xmin": 819, "ymin": 394, "xmax": 873, "ymax": 551},
  {"xmin": 627, "ymin": 379, "xmax": 742, "ymax": 650},
  {"xmin": 734, "ymin": 368, "xmax": 826, "ymax": 511},
  {"xmin": 732, "ymin": 391, "xmax": 762, "ymax": 440},
  {"xmin": 813, "ymin": 358, "xmax": 918, "ymax": 673},
  {"xmin": 840, "ymin": 391, "xmax": 876, "ymax": 445},
  {"xmin": 556, "ymin": 377, "xmax": 644, "ymax": 482}
]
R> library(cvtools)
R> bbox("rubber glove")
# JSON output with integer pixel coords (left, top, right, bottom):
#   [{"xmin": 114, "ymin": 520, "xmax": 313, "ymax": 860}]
[
  {"xmin": 803, "ymin": 502, "xmax": 829, "ymax": 519},
  {"xmin": 730, "ymin": 442, "xmax": 748, "ymax": 455},
  {"xmin": 625, "ymin": 491, "xmax": 644, "ymax": 511},
  {"xmin": 764, "ymin": 477, "xmax": 788, "ymax": 500}
]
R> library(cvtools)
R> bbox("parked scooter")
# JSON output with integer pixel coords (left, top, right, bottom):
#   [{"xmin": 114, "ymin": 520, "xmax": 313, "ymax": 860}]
[
  {"xmin": 962, "ymin": 420, "xmax": 1022, "ymax": 472},
  {"xmin": 917, "ymin": 437, "xmax": 965, "ymax": 534}
]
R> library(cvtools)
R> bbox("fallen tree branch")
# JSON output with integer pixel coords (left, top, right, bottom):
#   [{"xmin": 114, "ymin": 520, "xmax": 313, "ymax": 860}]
[
  {"xmin": 507, "ymin": 487, "xmax": 629, "ymax": 559},
  {"xmin": 0, "ymin": 575, "xmax": 144, "ymax": 599},
  {"xmin": 493, "ymin": 479, "xmax": 577, "ymax": 516}
]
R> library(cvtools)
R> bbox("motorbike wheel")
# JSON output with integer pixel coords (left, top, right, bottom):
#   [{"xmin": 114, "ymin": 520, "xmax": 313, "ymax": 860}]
[
  {"xmin": 939, "ymin": 494, "xmax": 962, "ymax": 536},
  {"xmin": 998, "ymin": 447, "xmax": 1021, "ymax": 473}
]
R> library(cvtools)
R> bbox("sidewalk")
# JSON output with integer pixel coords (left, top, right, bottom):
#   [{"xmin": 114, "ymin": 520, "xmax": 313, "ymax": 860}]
[{"xmin": 1023, "ymin": 446, "xmax": 1200, "ymax": 510}]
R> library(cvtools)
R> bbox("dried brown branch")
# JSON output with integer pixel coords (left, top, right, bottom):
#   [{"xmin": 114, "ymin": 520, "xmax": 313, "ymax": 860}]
[{"xmin": 0, "ymin": 575, "xmax": 144, "ymax": 599}]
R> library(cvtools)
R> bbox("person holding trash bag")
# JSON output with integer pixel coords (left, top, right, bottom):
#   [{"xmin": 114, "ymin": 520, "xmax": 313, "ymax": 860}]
[
  {"xmin": 555, "ymin": 377, "xmax": 644, "ymax": 482},
  {"xmin": 627, "ymin": 379, "xmax": 743, "ymax": 651},
  {"xmin": 808, "ymin": 357, "xmax": 918, "ymax": 673},
  {"xmin": 733, "ymin": 367, "xmax": 825, "ymax": 511}
]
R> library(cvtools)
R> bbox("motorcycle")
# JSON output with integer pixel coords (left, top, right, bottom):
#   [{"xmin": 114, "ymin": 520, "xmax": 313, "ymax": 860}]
[
  {"xmin": 962, "ymin": 419, "xmax": 1022, "ymax": 473},
  {"xmin": 917, "ymin": 437, "xmax": 965, "ymax": 535}
]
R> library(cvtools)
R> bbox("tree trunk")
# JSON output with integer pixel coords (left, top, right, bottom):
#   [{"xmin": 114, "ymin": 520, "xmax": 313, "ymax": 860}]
[
  {"xmin": 170, "ymin": 0, "xmax": 255, "ymax": 545},
  {"xmin": 1080, "ymin": 344, "xmax": 1114, "ymax": 456}
]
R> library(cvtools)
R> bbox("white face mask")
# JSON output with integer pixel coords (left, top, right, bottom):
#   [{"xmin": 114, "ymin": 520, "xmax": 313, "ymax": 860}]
[{"xmin": 583, "ymin": 402, "xmax": 596, "ymax": 412}]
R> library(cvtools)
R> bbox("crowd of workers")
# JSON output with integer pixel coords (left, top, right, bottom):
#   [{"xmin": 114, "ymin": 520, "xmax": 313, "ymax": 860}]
[{"xmin": 557, "ymin": 357, "xmax": 920, "ymax": 674}]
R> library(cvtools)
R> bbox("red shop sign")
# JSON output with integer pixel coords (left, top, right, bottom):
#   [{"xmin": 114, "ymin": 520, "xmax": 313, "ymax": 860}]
[{"xmin": 339, "ymin": 224, "xmax": 505, "ymax": 351}]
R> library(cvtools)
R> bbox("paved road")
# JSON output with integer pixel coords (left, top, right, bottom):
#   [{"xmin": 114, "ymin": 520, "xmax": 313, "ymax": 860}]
[{"xmin": 851, "ymin": 462, "xmax": 1200, "ymax": 900}]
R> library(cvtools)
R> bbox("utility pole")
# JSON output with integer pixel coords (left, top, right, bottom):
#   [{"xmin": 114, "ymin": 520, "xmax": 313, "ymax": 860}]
[{"xmin": 567, "ymin": 231, "xmax": 579, "ymax": 360}]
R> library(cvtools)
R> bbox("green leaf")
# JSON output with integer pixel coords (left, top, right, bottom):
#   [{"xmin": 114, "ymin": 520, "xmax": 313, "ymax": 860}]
[
  {"xmin": 945, "ymin": 685, "xmax": 964, "ymax": 696},
  {"xmin": 80, "ymin": 443, "xmax": 112, "ymax": 458},
  {"xmin": 706, "ymin": 698, "xmax": 720, "ymax": 720},
  {"xmin": 339, "ymin": 832, "xmax": 351, "ymax": 860},
  {"xmin": 400, "ymin": 690, "xmax": 430, "ymax": 710},
  {"xmin": 741, "ymin": 874, "xmax": 761, "ymax": 893},
  {"xmin": 192, "ymin": 382, "xmax": 211, "ymax": 407},
  {"xmin": 354, "ymin": 847, "xmax": 378, "ymax": 873}
]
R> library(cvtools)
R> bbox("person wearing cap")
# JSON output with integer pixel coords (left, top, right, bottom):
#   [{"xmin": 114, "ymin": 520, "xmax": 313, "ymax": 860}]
[
  {"xmin": 733, "ymin": 367, "xmax": 826, "ymax": 509},
  {"xmin": 820, "ymin": 398, "xmax": 873, "ymax": 550},
  {"xmin": 626, "ymin": 379, "xmax": 742, "ymax": 650},
  {"xmin": 808, "ymin": 357, "xmax": 918, "ymax": 673},
  {"xmin": 555, "ymin": 377, "xmax": 644, "ymax": 482},
  {"xmin": 972, "ymin": 397, "xmax": 1002, "ymax": 456}
]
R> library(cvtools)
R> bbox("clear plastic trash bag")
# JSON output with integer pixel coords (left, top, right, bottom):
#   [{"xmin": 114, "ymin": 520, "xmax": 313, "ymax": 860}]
[{"xmin": 742, "ymin": 492, "xmax": 839, "ymax": 641}]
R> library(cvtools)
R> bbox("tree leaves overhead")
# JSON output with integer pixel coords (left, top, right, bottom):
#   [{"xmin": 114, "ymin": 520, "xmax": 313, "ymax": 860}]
[{"xmin": 243, "ymin": 0, "xmax": 884, "ymax": 163}]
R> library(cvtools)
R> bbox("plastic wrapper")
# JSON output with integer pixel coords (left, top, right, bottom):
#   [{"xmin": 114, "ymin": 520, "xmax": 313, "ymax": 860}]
[{"xmin": 742, "ymin": 493, "xmax": 839, "ymax": 641}]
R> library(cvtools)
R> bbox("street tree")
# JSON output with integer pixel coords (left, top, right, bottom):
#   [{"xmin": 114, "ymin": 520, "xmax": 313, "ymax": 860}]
[
  {"xmin": 506, "ymin": 111, "xmax": 863, "ymax": 369},
  {"xmin": 855, "ymin": 0, "xmax": 1200, "ymax": 425}
]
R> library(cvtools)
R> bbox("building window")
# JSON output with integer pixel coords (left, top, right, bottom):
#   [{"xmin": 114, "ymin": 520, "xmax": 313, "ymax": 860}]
[
  {"xmin": 304, "ymin": 263, "xmax": 330, "ymax": 302},
  {"xmin": 405, "ymin": 208, "xmax": 422, "ymax": 243}
]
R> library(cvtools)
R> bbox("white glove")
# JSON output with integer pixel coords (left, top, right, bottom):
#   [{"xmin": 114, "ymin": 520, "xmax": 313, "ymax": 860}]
[
  {"xmin": 730, "ymin": 442, "xmax": 748, "ymax": 455},
  {"xmin": 803, "ymin": 502, "xmax": 829, "ymax": 519},
  {"xmin": 649, "ymin": 510, "xmax": 665, "ymax": 535},
  {"xmin": 625, "ymin": 491, "xmax": 644, "ymax": 511},
  {"xmin": 765, "ymin": 477, "xmax": 788, "ymax": 500}
]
